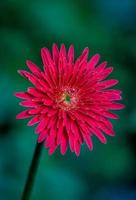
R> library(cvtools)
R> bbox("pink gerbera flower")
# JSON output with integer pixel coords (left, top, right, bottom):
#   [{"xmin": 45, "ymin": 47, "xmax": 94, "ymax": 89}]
[{"xmin": 15, "ymin": 44, "xmax": 124, "ymax": 156}]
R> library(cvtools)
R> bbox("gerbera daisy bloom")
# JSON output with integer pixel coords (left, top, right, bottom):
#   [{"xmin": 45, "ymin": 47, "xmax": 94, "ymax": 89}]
[{"xmin": 15, "ymin": 44, "xmax": 124, "ymax": 156}]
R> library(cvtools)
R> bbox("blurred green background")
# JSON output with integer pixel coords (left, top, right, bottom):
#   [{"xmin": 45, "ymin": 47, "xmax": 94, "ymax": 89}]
[{"xmin": 0, "ymin": 0, "xmax": 136, "ymax": 199}]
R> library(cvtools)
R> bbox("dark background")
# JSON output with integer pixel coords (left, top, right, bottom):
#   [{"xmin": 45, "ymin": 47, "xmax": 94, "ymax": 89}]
[{"xmin": 0, "ymin": 0, "xmax": 136, "ymax": 199}]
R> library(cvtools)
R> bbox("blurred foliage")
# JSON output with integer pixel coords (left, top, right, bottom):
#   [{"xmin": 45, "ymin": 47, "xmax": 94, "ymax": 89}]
[{"xmin": 0, "ymin": 0, "xmax": 136, "ymax": 200}]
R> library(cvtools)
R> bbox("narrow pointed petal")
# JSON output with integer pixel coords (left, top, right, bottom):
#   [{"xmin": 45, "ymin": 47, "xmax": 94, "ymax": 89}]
[
  {"xmin": 27, "ymin": 116, "xmax": 40, "ymax": 126},
  {"xmin": 96, "ymin": 79, "xmax": 119, "ymax": 90},
  {"xmin": 98, "ymin": 122, "xmax": 115, "ymax": 136},
  {"xmin": 38, "ymin": 130, "xmax": 48, "ymax": 143},
  {"xmin": 28, "ymin": 107, "xmax": 42, "ymax": 115},
  {"xmin": 52, "ymin": 43, "xmax": 59, "ymax": 64},
  {"xmin": 87, "ymin": 53, "xmax": 100, "ymax": 70},
  {"xmin": 69, "ymin": 134, "xmax": 74, "ymax": 152},
  {"xmin": 102, "ymin": 111, "xmax": 119, "ymax": 119},
  {"xmin": 76, "ymin": 47, "xmax": 89, "ymax": 65},
  {"xmin": 26, "ymin": 60, "xmax": 41, "ymax": 76},
  {"xmin": 91, "ymin": 127, "xmax": 107, "ymax": 144},
  {"xmin": 19, "ymin": 101, "xmax": 38, "ymax": 107},
  {"xmin": 27, "ymin": 87, "xmax": 44, "ymax": 97},
  {"xmin": 95, "ymin": 61, "xmax": 107, "ymax": 72},
  {"xmin": 109, "ymin": 102, "xmax": 125, "ymax": 110},
  {"xmin": 49, "ymin": 144, "xmax": 57, "ymax": 155},
  {"xmin": 68, "ymin": 45, "xmax": 74, "ymax": 63},
  {"xmin": 96, "ymin": 67, "xmax": 113, "ymax": 81},
  {"xmin": 60, "ymin": 134, "xmax": 68, "ymax": 155},
  {"xmin": 84, "ymin": 134, "xmax": 93, "ymax": 151},
  {"xmin": 15, "ymin": 92, "xmax": 31, "ymax": 99},
  {"xmin": 35, "ymin": 120, "xmax": 46, "ymax": 134},
  {"xmin": 74, "ymin": 140, "xmax": 81, "ymax": 156},
  {"xmin": 41, "ymin": 48, "xmax": 49, "ymax": 68},
  {"xmin": 16, "ymin": 110, "xmax": 30, "ymax": 119},
  {"xmin": 60, "ymin": 43, "xmax": 66, "ymax": 58}
]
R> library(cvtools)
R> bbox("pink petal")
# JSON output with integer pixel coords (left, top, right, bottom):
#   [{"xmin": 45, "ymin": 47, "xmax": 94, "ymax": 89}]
[
  {"xmin": 94, "ymin": 61, "xmax": 107, "ymax": 72},
  {"xmin": 19, "ymin": 101, "xmax": 38, "ymax": 107},
  {"xmin": 28, "ymin": 108, "xmax": 42, "ymax": 114},
  {"xmin": 83, "ymin": 134, "xmax": 93, "ymax": 151},
  {"xmin": 97, "ymin": 67, "xmax": 113, "ymax": 81},
  {"xmin": 69, "ymin": 134, "xmax": 74, "ymax": 152},
  {"xmin": 99, "ymin": 90, "xmax": 122, "ymax": 101},
  {"xmin": 27, "ymin": 87, "xmax": 45, "ymax": 97},
  {"xmin": 44, "ymin": 136, "xmax": 51, "ymax": 148},
  {"xmin": 74, "ymin": 140, "xmax": 81, "ymax": 156},
  {"xmin": 41, "ymin": 48, "xmax": 49, "ymax": 68},
  {"xmin": 47, "ymin": 109, "xmax": 57, "ymax": 117},
  {"xmin": 60, "ymin": 43, "xmax": 66, "ymax": 58},
  {"xmin": 18, "ymin": 70, "xmax": 40, "ymax": 87},
  {"xmin": 96, "ymin": 79, "xmax": 118, "ymax": 90},
  {"xmin": 35, "ymin": 120, "xmax": 46, "ymax": 134},
  {"xmin": 52, "ymin": 43, "xmax": 59, "ymax": 65},
  {"xmin": 15, "ymin": 92, "xmax": 31, "ymax": 99},
  {"xmin": 107, "ymin": 89, "xmax": 122, "ymax": 95},
  {"xmin": 27, "ymin": 116, "xmax": 40, "ymax": 126},
  {"xmin": 41, "ymin": 107, "xmax": 49, "ymax": 114},
  {"xmin": 75, "ymin": 47, "xmax": 89, "ymax": 66},
  {"xmin": 102, "ymin": 111, "xmax": 119, "ymax": 119},
  {"xmin": 87, "ymin": 53, "xmax": 100, "ymax": 70},
  {"xmin": 41, "ymin": 48, "xmax": 56, "ymax": 81},
  {"xmin": 71, "ymin": 120, "xmax": 83, "ymax": 143},
  {"xmin": 49, "ymin": 144, "xmax": 57, "ymax": 155},
  {"xmin": 38, "ymin": 79, "xmax": 50, "ymax": 91},
  {"xmin": 18, "ymin": 70, "xmax": 33, "ymax": 80},
  {"xmin": 91, "ymin": 127, "xmax": 107, "ymax": 144},
  {"xmin": 108, "ymin": 102, "xmax": 125, "ymax": 110},
  {"xmin": 44, "ymin": 99, "xmax": 53, "ymax": 106},
  {"xmin": 26, "ymin": 60, "xmax": 41, "ymax": 76},
  {"xmin": 98, "ymin": 122, "xmax": 115, "ymax": 136},
  {"xmin": 38, "ymin": 130, "xmax": 48, "ymax": 143},
  {"xmin": 60, "ymin": 134, "xmax": 68, "ymax": 155},
  {"xmin": 46, "ymin": 117, "xmax": 56, "ymax": 130},
  {"xmin": 45, "ymin": 134, "xmax": 55, "ymax": 148},
  {"xmin": 68, "ymin": 45, "xmax": 74, "ymax": 63},
  {"xmin": 41, "ymin": 48, "xmax": 57, "ymax": 86},
  {"xmin": 57, "ymin": 125, "xmax": 63, "ymax": 144},
  {"xmin": 16, "ymin": 110, "xmax": 30, "ymax": 119}
]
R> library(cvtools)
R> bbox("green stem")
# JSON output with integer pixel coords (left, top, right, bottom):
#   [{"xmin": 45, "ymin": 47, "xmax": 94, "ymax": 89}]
[{"xmin": 21, "ymin": 142, "xmax": 43, "ymax": 200}]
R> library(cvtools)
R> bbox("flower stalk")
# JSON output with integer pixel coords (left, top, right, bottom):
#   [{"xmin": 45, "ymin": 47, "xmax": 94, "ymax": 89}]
[{"xmin": 21, "ymin": 142, "xmax": 43, "ymax": 200}]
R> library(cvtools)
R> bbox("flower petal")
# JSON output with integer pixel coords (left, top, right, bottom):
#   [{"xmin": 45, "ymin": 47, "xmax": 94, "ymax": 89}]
[
  {"xmin": 101, "ymin": 111, "xmax": 119, "ymax": 119},
  {"xmin": 16, "ymin": 110, "xmax": 30, "ymax": 119},
  {"xmin": 84, "ymin": 134, "xmax": 93, "ymax": 151},
  {"xmin": 68, "ymin": 45, "xmax": 74, "ymax": 63},
  {"xmin": 96, "ymin": 79, "xmax": 119, "ymax": 90},
  {"xmin": 60, "ymin": 134, "xmax": 68, "ymax": 155},
  {"xmin": 52, "ymin": 43, "xmax": 59, "ymax": 65},
  {"xmin": 108, "ymin": 102, "xmax": 125, "ymax": 110},
  {"xmin": 38, "ymin": 130, "xmax": 48, "ymax": 143},
  {"xmin": 19, "ymin": 101, "xmax": 38, "ymax": 107},
  {"xmin": 15, "ymin": 92, "xmax": 31, "ymax": 99},
  {"xmin": 26, "ymin": 60, "xmax": 41, "ymax": 76},
  {"xmin": 91, "ymin": 127, "xmax": 107, "ymax": 144},
  {"xmin": 35, "ymin": 120, "xmax": 46, "ymax": 134},
  {"xmin": 27, "ymin": 116, "xmax": 40, "ymax": 126},
  {"xmin": 74, "ymin": 140, "xmax": 81, "ymax": 156},
  {"xmin": 87, "ymin": 53, "xmax": 100, "ymax": 70}
]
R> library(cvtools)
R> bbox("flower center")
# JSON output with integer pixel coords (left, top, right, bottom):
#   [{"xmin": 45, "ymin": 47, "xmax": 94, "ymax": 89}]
[
  {"xmin": 56, "ymin": 88, "xmax": 79, "ymax": 111},
  {"xmin": 64, "ymin": 94, "xmax": 71, "ymax": 103}
]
